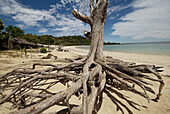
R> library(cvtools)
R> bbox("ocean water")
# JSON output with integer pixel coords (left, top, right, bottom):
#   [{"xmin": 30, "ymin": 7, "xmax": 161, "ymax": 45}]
[{"xmin": 79, "ymin": 42, "xmax": 170, "ymax": 56}]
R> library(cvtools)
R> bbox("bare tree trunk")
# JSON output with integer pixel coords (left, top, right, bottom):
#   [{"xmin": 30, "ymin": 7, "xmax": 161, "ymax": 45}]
[
  {"xmin": 72, "ymin": 2, "xmax": 109, "ymax": 113},
  {"xmin": 73, "ymin": 0, "xmax": 108, "ymax": 62}
]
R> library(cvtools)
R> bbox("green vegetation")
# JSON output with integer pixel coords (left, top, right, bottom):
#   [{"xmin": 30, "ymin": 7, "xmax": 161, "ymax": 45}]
[
  {"xmin": 22, "ymin": 34, "xmax": 89, "ymax": 46},
  {"xmin": 0, "ymin": 19, "xmax": 5, "ymax": 32},
  {"xmin": 5, "ymin": 25, "xmax": 24, "ymax": 38},
  {"xmin": 0, "ymin": 19, "xmax": 8, "ymax": 41},
  {"xmin": 0, "ymin": 18, "xmax": 119, "ymax": 50},
  {"xmin": 40, "ymin": 47, "xmax": 47, "ymax": 53},
  {"xmin": 38, "ymin": 35, "xmax": 54, "ymax": 45},
  {"xmin": 55, "ymin": 35, "xmax": 90, "ymax": 46},
  {"xmin": 21, "ymin": 33, "xmax": 39, "ymax": 44}
]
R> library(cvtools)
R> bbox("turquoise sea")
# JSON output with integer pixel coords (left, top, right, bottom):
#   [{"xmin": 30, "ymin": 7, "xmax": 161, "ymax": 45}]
[{"xmin": 79, "ymin": 42, "xmax": 170, "ymax": 56}]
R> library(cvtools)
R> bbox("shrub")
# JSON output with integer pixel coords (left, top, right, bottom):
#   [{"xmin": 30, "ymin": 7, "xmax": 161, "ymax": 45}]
[{"xmin": 40, "ymin": 47, "xmax": 47, "ymax": 53}]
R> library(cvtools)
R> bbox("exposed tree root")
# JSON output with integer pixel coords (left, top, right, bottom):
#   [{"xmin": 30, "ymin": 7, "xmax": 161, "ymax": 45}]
[{"xmin": 0, "ymin": 56, "xmax": 164, "ymax": 114}]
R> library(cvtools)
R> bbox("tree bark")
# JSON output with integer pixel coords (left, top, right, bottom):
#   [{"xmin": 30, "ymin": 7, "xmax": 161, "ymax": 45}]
[
  {"xmin": 72, "ymin": 0, "xmax": 108, "ymax": 62},
  {"xmin": 72, "ymin": 1, "xmax": 109, "ymax": 113}
]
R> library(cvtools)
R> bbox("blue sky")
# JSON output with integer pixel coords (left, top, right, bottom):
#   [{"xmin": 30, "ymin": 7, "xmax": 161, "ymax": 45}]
[{"xmin": 0, "ymin": 0, "xmax": 170, "ymax": 43}]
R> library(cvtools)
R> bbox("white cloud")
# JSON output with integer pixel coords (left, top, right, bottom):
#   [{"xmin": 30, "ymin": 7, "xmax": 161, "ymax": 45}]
[
  {"xmin": 0, "ymin": 0, "xmax": 91, "ymax": 36},
  {"xmin": 107, "ymin": 4, "xmax": 132, "ymax": 16},
  {"xmin": 0, "ymin": 0, "xmax": 53, "ymax": 26},
  {"xmin": 15, "ymin": 24, "xmax": 29, "ymax": 29},
  {"xmin": 52, "ymin": 20, "xmax": 90, "ymax": 36},
  {"xmin": 53, "ymin": 27, "xmax": 70, "ymax": 31},
  {"xmin": 111, "ymin": 0, "xmax": 170, "ymax": 39},
  {"xmin": 48, "ymin": 0, "xmax": 91, "ymax": 36},
  {"xmin": 38, "ymin": 28, "xmax": 48, "ymax": 33}
]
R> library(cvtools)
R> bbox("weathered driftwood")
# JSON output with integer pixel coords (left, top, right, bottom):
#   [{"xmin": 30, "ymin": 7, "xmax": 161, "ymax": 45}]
[
  {"xmin": 41, "ymin": 53, "xmax": 57, "ymax": 59},
  {"xmin": 0, "ymin": 0, "xmax": 164, "ymax": 114}
]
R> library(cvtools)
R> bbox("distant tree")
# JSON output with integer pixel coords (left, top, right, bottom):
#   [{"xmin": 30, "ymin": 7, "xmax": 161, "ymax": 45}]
[
  {"xmin": 5, "ymin": 25, "xmax": 24, "ymax": 48},
  {"xmin": 0, "ymin": 19, "xmax": 5, "ymax": 32},
  {"xmin": 5, "ymin": 25, "xmax": 24, "ymax": 38},
  {"xmin": 54, "ymin": 35, "xmax": 90, "ymax": 46},
  {"xmin": 21, "ymin": 33, "xmax": 39, "ymax": 44},
  {"xmin": 21, "ymin": 34, "xmax": 90, "ymax": 46},
  {"xmin": 38, "ymin": 35, "xmax": 54, "ymax": 45},
  {"xmin": 0, "ymin": 31, "xmax": 8, "ymax": 40},
  {"xmin": 0, "ymin": 19, "xmax": 8, "ymax": 41},
  {"xmin": 0, "ymin": 19, "xmax": 9, "ymax": 49}
]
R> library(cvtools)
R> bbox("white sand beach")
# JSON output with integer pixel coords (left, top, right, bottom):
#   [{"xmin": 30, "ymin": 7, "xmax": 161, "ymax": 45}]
[
  {"xmin": 67, "ymin": 46, "xmax": 170, "ymax": 74},
  {"xmin": 0, "ymin": 46, "xmax": 170, "ymax": 114}
]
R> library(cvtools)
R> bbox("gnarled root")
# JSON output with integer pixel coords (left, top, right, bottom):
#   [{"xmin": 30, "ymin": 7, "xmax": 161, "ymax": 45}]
[{"xmin": 0, "ymin": 56, "xmax": 164, "ymax": 114}]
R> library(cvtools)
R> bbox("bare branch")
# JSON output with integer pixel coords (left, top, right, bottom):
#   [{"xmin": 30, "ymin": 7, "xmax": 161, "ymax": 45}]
[{"xmin": 72, "ymin": 9, "xmax": 92, "ymax": 25}]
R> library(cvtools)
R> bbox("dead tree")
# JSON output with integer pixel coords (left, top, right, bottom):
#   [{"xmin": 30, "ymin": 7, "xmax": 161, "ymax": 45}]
[{"xmin": 0, "ymin": 0, "xmax": 165, "ymax": 114}]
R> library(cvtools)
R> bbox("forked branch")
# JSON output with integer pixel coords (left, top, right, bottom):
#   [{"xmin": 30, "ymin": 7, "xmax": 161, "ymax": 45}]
[{"xmin": 72, "ymin": 9, "xmax": 93, "ymax": 25}]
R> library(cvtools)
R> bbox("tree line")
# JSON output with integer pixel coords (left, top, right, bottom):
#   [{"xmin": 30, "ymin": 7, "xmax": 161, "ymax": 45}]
[
  {"xmin": 0, "ymin": 19, "xmax": 119, "ymax": 50},
  {"xmin": 0, "ymin": 19, "xmax": 90, "ymax": 48}
]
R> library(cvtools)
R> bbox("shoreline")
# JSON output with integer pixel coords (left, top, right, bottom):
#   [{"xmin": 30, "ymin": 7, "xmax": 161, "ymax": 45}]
[
  {"xmin": 76, "ymin": 45, "xmax": 170, "ymax": 56},
  {"xmin": 66, "ymin": 46, "xmax": 170, "ymax": 75}
]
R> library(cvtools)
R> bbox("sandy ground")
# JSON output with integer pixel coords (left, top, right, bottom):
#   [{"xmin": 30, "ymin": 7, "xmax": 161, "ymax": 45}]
[{"xmin": 0, "ymin": 46, "xmax": 170, "ymax": 114}]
